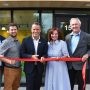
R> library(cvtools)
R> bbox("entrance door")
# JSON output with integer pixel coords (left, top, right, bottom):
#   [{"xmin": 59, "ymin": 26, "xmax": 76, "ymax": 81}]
[{"xmin": 54, "ymin": 14, "xmax": 89, "ymax": 36}]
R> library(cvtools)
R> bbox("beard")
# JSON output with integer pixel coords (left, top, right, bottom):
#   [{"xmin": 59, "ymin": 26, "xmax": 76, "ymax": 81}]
[{"xmin": 10, "ymin": 34, "xmax": 17, "ymax": 38}]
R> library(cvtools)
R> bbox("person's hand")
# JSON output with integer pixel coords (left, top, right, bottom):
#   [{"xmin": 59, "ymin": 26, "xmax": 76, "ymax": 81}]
[
  {"xmin": 32, "ymin": 55, "xmax": 39, "ymax": 60},
  {"xmin": 59, "ymin": 56, "xmax": 70, "ymax": 61},
  {"xmin": 0, "ymin": 55, "xmax": 4, "ymax": 58},
  {"xmin": 82, "ymin": 54, "xmax": 89, "ymax": 62},
  {"xmin": 40, "ymin": 57, "xmax": 45, "ymax": 63},
  {"xmin": 9, "ymin": 60, "xmax": 16, "ymax": 64},
  {"xmin": 61, "ymin": 55, "xmax": 70, "ymax": 58},
  {"xmin": 11, "ymin": 60, "xmax": 16, "ymax": 64}
]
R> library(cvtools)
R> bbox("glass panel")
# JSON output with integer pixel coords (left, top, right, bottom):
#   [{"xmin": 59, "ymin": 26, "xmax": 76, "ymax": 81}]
[
  {"xmin": 13, "ymin": 10, "xmax": 39, "ymax": 30},
  {"xmin": 41, "ymin": 13, "xmax": 53, "ymax": 35},
  {"xmin": 13, "ymin": 10, "xmax": 39, "ymax": 42},
  {"xmin": 0, "ymin": 11, "xmax": 11, "ymax": 30}
]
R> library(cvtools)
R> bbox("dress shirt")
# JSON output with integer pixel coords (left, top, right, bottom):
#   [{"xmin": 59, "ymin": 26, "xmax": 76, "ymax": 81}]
[
  {"xmin": 32, "ymin": 36, "xmax": 40, "ymax": 65},
  {"xmin": 48, "ymin": 40, "xmax": 69, "ymax": 57},
  {"xmin": 33, "ymin": 39, "xmax": 39, "ymax": 55},
  {"xmin": 0, "ymin": 36, "xmax": 21, "ymax": 67},
  {"xmin": 70, "ymin": 32, "xmax": 80, "ymax": 54},
  {"xmin": 32, "ymin": 37, "xmax": 40, "ymax": 55}
]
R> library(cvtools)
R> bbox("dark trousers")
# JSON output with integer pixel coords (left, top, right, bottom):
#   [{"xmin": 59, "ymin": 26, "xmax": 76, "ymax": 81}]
[
  {"xmin": 68, "ymin": 68, "xmax": 84, "ymax": 90},
  {"xmin": 25, "ymin": 65, "xmax": 43, "ymax": 90},
  {"xmin": 0, "ymin": 67, "xmax": 3, "ymax": 88}
]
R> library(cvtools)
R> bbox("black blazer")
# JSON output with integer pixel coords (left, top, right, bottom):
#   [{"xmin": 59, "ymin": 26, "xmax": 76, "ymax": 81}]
[
  {"xmin": 0, "ymin": 35, "xmax": 5, "ymax": 67},
  {"xmin": 20, "ymin": 36, "xmax": 48, "ymax": 73},
  {"xmin": 0, "ymin": 35, "xmax": 5, "ymax": 42},
  {"xmin": 66, "ymin": 31, "xmax": 90, "ymax": 70}
]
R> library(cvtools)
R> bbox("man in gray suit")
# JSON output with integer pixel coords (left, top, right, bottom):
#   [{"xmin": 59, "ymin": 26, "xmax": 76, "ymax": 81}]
[{"xmin": 65, "ymin": 18, "xmax": 90, "ymax": 90}]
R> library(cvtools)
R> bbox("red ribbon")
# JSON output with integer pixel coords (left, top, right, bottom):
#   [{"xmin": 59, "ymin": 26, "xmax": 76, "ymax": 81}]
[
  {"xmin": 3, "ymin": 57, "xmax": 86, "ymax": 90},
  {"xmin": 5, "ymin": 57, "xmax": 82, "ymax": 62},
  {"xmin": 82, "ymin": 61, "xmax": 87, "ymax": 90}
]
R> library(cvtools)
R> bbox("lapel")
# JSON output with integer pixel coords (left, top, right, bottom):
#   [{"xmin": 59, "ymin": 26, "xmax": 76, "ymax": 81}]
[
  {"xmin": 37, "ymin": 37, "xmax": 42, "ymax": 54},
  {"xmin": 0, "ymin": 35, "xmax": 5, "ymax": 42},
  {"xmin": 67, "ymin": 34, "xmax": 73, "ymax": 55},
  {"xmin": 68, "ymin": 34, "xmax": 72, "ymax": 47},
  {"xmin": 30, "ymin": 37, "xmax": 35, "ymax": 54}
]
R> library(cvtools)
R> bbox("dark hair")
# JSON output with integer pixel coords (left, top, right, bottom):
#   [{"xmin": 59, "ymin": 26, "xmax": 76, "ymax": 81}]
[
  {"xmin": 32, "ymin": 22, "xmax": 40, "ymax": 26},
  {"xmin": 30, "ymin": 22, "xmax": 41, "ymax": 29},
  {"xmin": 48, "ymin": 27, "xmax": 64, "ymax": 41},
  {"xmin": 7, "ymin": 23, "xmax": 18, "ymax": 30},
  {"xmin": 30, "ymin": 22, "xmax": 40, "ymax": 28}
]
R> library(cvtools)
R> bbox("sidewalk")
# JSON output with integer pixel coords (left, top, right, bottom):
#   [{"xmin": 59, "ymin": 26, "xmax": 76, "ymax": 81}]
[
  {"xmin": 18, "ymin": 85, "xmax": 90, "ymax": 90},
  {"xmin": 1, "ymin": 85, "xmax": 90, "ymax": 90}
]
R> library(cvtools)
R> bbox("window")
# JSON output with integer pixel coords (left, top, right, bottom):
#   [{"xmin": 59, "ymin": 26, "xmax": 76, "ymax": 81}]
[
  {"xmin": 0, "ymin": 11, "xmax": 11, "ymax": 30},
  {"xmin": 13, "ymin": 10, "xmax": 39, "ymax": 30},
  {"xmin": 41, "ymin": 13, "xmax": 53, "ymax": 35},
  {"xmin": 13, "ymin": 10, "xmax": 39, "ymax": 42}
]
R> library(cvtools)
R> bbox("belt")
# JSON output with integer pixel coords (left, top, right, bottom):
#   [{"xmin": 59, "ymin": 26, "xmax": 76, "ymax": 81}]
[{"xmin": 5, "ymin": 65, "xmax": 21, "ymax": 69}]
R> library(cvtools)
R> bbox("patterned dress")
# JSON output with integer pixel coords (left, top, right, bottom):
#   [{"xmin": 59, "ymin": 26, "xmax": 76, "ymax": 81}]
[{"xmin": 44, "ymin": 40, "xmax": 71, "ymax": 90}]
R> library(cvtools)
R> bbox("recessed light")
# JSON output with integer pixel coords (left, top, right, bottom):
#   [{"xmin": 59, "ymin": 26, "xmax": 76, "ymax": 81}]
[
  {"xmin": 3, "ymin": 2, "xmax": 9, "ymax": 6},
  {"xmin": 1, "ymin": 27, "xmax": 6, "ymax": 30},
  {"xmin": 85, "ymin": 3, "xmax": 90, "ymax": 7}
]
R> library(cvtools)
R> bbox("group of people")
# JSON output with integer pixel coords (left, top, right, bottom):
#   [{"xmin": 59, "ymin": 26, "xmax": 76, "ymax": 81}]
[{"xmin": 0, "ymin": 17, "xmax": 90, "ymax": 90}]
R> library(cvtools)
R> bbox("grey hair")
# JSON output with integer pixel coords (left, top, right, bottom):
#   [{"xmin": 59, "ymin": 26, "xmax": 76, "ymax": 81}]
[{"xmin": 70, "ymin": 18, "xmax": 81, "ymax": 25}]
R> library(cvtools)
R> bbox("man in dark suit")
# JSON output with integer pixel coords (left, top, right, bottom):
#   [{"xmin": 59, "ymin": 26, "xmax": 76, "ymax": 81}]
[
  {"xmin": 20, "ymin": 22, "xmax": 48, "ymax": 90},
  {"xmin": 65, "ymin": 18, "xmax": 90, "ymax": 90},
  {"xmin": 0, "ymin": 35, "xmax": 5, "ymax": 89}
]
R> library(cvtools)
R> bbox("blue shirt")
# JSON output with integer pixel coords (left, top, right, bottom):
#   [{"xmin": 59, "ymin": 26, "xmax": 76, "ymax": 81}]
[
  {"xmin": 48, "ymin": 40, "xmax": 69, "ymax": 57},
  {"xmin": 70, "ymin": 32, "xmax": 80, "ymax": 53}
]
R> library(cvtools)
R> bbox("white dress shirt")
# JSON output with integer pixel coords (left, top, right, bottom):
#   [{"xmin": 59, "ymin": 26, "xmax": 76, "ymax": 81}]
[
  {"xmin": 33, "ymin": 37, "xmax": 40, "ymax": 55},
  {"xmin": 32, "ymin": 37, "xmax": 40, "ymax": 65}
]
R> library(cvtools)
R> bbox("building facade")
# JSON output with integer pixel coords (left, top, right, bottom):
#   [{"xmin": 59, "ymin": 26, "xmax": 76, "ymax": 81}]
[{"xmin": 0, "ymin": 0, "xmax": 90, "ymax": 85}]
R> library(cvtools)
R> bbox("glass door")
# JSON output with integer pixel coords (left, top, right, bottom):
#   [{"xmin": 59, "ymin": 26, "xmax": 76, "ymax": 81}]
[{"xmin": 54, "ymin": 14, "xmax": 89, "ymax": 37}]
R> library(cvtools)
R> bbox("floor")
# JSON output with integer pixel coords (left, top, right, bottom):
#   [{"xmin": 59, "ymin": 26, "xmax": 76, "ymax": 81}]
[{"xmin": 1, "ymin": 85, "xmax": 90, "ymax": 90}]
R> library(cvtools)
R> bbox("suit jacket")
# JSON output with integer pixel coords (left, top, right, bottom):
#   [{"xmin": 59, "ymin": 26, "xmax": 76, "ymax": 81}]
[
  {"xmin": 0, "ymin": 35, "xmax": 5, "ymax": 67},
  {"xmin": 20, "ymin": 36, "xmax": 48, "ymax": 74},
  {"xmin": 65, "ymin": 31, "xmax": 90, "ymax": 70},
  {"xmin": 0, "ymin": 35, "xmax": 5, "ymax": 41}
]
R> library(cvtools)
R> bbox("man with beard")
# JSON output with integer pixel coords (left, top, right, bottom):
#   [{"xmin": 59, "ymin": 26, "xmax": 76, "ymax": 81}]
[{"xmin": 0, "ymin": 23, "xmax": 21, "ymax": 90}]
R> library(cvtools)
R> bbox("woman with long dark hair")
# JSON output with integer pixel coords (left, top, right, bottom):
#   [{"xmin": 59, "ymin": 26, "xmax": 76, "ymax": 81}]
[{"xmin": 44, "ymin": 27, "xmax": 71, "ymax": 90}]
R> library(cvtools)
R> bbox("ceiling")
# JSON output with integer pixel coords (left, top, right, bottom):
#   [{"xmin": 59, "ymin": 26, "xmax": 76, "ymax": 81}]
[{"xmin": 0, "ymin": 1, "xmax": 90, "ymax": 9}]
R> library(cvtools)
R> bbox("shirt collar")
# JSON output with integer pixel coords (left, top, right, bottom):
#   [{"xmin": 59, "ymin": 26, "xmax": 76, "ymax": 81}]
[
  {"xmin": 8, "ymin": 36, "xmax": 18, "ymax": 42},
  {"xmin": 50, "ymin": 40, "xmax": 59, "ymax": 45},
  {"xmin": 32, "ymin": 36, "xmax": 40, "ymax": 41},
  {"xmin": 70, "ymin": 31, "xmax": 81, "ymax": 36}
]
